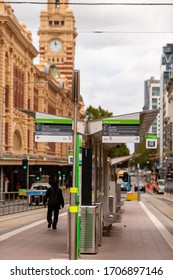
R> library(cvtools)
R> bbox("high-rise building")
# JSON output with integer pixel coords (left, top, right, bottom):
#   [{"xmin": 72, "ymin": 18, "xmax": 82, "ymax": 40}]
[
  {"xmin": 143, "ymin": 77, "xmax": 160, "ymax": 137},
  {"xmin": 160, "ymin": 44, "xmax": 173, "ymax": 169}
]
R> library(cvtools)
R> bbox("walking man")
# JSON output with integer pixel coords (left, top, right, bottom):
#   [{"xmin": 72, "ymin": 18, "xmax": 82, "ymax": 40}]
[{"xmin": 43, "ymin": 179, "xmax": 64, "ymax": 229}]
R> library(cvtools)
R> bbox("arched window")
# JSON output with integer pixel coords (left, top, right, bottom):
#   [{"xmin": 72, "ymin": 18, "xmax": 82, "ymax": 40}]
[{"xmin": 13, "ymin": 130, "xmax": 22, "ymax": 151}]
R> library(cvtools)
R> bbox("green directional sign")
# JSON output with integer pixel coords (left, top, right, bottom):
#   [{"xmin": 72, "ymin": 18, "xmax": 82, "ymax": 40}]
[
  {"xmin": 102, "ymin": 116, "xmax": 140, "ymax": 143},
  {"xmin": 146, "ymin": 134, "xmax": 157, "ymax": 149},
  {"xmin": 35, "ymin": 112, "xmax": 72, "ymax": 143}
]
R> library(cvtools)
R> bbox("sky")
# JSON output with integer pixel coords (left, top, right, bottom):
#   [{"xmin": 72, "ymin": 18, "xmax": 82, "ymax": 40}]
[
  {"xmin": 7, "ymin": 0, "xmax": 173, "ymax": 154},
  {"xmin": 9, "ymin": 0, "xmax": 173, "ymax": 117}
]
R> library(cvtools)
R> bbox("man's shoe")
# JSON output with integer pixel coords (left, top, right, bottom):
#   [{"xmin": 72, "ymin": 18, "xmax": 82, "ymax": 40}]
[
  {"xmin": 48, "ymin": 223, "xmax": 51, "ymax": 228},
  {"xmin": 52, "ymin": 224, "xmax": 57, "ymax": 230}
]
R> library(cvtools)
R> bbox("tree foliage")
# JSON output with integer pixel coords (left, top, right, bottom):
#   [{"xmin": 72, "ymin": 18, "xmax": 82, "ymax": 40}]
[
  {"xmin": 108, "ymin": 144, "xmax": 130, "ymax": 158},
  {"xmin": 130, "ymin": 138, "xmax": 158, "ymax": 169},
  {"xmin": 86, "ymin": 105, "xmax": 113, "ymax": 120}
]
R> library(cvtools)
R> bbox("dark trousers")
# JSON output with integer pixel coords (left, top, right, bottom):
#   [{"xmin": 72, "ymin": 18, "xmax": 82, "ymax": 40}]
[{"xmin": 47, "ymin": 204, "xmax": 59, "ymax": 226}]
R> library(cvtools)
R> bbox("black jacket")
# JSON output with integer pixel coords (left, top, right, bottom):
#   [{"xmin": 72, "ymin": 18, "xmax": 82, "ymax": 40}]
[{"xmin": 43, "ymin": 186, "xmax": 64, "ymax": 209}]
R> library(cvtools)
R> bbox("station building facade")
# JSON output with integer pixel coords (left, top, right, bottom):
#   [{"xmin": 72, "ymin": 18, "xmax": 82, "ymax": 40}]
[{"xmin": 0, "ymin": 1, "xmax": 85, "ymax": 191}]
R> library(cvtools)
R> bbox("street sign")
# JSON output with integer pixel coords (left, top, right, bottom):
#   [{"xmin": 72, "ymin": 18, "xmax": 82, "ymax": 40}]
[
  {"xmin": 102, "ymin": 117, "xmax": 140, "ymax": 143},
  {"xmin": 68, "ymin": 150, "xmax": 74, "ymax": 163},
  {"xmin": 26, "ymin": 190, "xmax": 47, "ymax": 196},
  {"xmin": 146, "ymin": 134, "xmax": 157, "ymax": 149},
  {"xmin": 35, "ymin": 112, "xmax": 72, "ymax": 143}
]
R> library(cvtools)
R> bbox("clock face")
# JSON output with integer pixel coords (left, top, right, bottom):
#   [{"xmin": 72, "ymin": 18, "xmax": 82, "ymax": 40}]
[{"xmin": 49, "ymin": 40, "xmax": 62, "ymax": 53}]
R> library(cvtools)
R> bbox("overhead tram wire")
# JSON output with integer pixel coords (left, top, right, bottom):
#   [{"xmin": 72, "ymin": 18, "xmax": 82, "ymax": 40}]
[
  {"xmin": 26, "ymin": 29, "xmax": 173, "ymax": 34},
  {"xmin": 2, "ymin": 1, "xmax": 173, "ymax": 6},
  {"xmin": 78, "ymin": 30, "xmax": 173, "ymax": 34}
]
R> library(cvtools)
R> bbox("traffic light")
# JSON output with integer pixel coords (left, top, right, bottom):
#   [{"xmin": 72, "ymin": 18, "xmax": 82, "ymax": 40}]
[
  {"xmin": 22, "ymin": 158, "xmax": 28, "ymax": 170},
  {"xmin": 58, "ymin": 170, "xmax": 61, "ymax": 175},
  {"xmin": 35, "ymin": 171, "xmax": 41, "ymax": 181},
  {"xmin": 123, "ymin": 172, "xmax": 128, "ymax": 182}
]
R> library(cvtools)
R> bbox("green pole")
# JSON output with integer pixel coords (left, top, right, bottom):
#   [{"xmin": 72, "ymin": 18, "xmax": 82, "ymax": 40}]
[{"xmin": 76, "ymin": 134, "xmax": 82, "ymax": 258}]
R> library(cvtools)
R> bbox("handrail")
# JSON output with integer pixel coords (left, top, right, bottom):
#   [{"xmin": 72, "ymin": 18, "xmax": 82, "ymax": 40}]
[{"xmin": 0, "ymin": 189, "xmax": 69, "ymax": 216}]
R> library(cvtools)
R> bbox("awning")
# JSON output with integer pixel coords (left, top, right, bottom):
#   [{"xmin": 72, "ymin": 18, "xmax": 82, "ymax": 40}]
[
  {"xmin": 0, "ymin": 157, "xmax": 72, "ymax": 166},
  {"xmin": 140, "ymin": 109, "xmax": 160, "ymax": 137},
  {"xmin": 17, "ymin": 108, "xmax": 160, "ymax": 150},
  {"xmin": 16, "ymin": 108, "xmax": 36, "ymax": 118},
  {"xmin": 110, "ymin": 155, "xmax": 134, "ymax": 166},
  {"xmin": 110, "ymin": 154, "xmax": 142, "ymax": 166},
  {"xmin": 87, "ymin": 109, "xmax": 160, "ymax": 149}
]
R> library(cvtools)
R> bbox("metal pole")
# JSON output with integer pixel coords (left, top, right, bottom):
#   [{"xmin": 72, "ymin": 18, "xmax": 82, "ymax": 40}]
[
  {"xmin": 69, "ymin": 70, "xmax": 80, "ymax": 260},
  {"xmin": 0, "ymin": 86, "xmax": 5, "ymax": 157},
  {"xmin": 137, "ymin": 164, "xmax": 140, "ymax": 201},
  {"xmin": 0, "ymin": 87, "xmax": 5, "ymax": 200},
  {"xmin": 159, "ymin": 67, "xmax": 164, "ymax": 170},
  {"xmin": 27, "ymin": 156, "xmax": 29, "ymax": 189},
  {"xmin": 0, "ymin": 167, "xmax": 3, "ymax": 201}
]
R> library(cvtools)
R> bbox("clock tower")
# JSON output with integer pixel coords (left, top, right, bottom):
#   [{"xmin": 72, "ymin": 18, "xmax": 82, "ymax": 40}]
[{"xmin": 38, "ymin": 0, "xmax": 77, "ymax": 87}]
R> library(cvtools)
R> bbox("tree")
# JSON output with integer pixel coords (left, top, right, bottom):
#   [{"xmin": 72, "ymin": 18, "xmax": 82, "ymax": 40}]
[
  {"xmin": 85, "ymin": 105, "xmax": 130, "ymax": 158},
  {"xmin": 86, "ymin": 105, "xmax": 113, "ymax": 120},
  {"xmin": 130, "ymin": 138, "xmax": 158, "ymax": 169},
  {"xmin": 108, "ymin": 144, "xmax": 130, "ymax": 158}
]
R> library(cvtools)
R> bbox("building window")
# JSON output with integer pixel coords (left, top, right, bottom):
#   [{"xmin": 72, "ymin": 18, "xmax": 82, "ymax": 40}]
[
  {"xmin": 61, "ymin": 21, "xmax": 64, "ymax": 26},
  {"xmin": 13, "ymin": 66, "xmax": 24, "ymax": 108},
  {"xmin": 152, "ymin": 87, "xmax": 160, "ymax": 96},
  {"xmin": 5, "ymin": 123, "xmax": 8, "ymax": 147},
  {"xmin": 13, "ymin": 130, "xmax": 22, "ymax": 151},
  {"xmin": 5, "ymin": 85, "xmax": 9, "ymax": 107},
  {"xmin": 49, "ymin": 21, "xmax": 52, "ymax": 26},
  {"xmin": 152, "ymin": 98, "xmax": 158, "ymax": 109},
  {"xmin": 34, "ymin": 87, "xmax": 38, "ymax": 112},
  {"xmin": 152, "ymin": 126, "xmax": 157, "ymax": 134},
  {"xmin": 54, "ymin": 21, "xmax": 59, "ymax": 26},
  {"xmin": 56, "ymin": 0, "xmax": 60, "ymax": 8}
]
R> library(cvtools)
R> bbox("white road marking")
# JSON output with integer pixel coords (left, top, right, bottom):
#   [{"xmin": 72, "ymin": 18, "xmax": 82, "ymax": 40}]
[
  {"xmin": 0, "ymin": 212, "xmax": 66, "ymax": 242},
  {"xmin": 140, "ymin": 201, "xmax": 173, "ymax": 250}
]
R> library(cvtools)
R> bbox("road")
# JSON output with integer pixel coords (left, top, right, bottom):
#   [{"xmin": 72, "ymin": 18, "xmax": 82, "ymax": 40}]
[
  {"xmin": 0, "ymin": 207, "xmax": 46, "ymax": 235},
  {"xmin": 0, "ymin": 185, "xmax": 173, "ymax": 260},
  {"xmin": 1, "ymin": 192, "xmax": 173, "ymax": 237},
  {"xmin": 1, "ymin": 176, "xmax": 173, "ymax": 245}
]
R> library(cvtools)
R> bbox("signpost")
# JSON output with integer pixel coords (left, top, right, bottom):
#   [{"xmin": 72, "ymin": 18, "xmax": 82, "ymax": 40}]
[
  {"xmin": 146, "ymin": 134, "xmax": 157, "ymax": 149},
  {"xmin": 69, "ymin": 70, "xmax": 80, "ymax": 260},
  {"xmin": 35, "ymin": 112, "xmax": 72, "ymax": 143},
  {"xmin": 102, "ymin": 116, "xmax": 140, "ymax": 143}
]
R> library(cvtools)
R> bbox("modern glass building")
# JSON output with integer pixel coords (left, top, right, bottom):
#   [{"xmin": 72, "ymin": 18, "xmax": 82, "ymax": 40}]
[{"xmin": 143, "ymin": 77, "xmax": 160, "ymax": 137}]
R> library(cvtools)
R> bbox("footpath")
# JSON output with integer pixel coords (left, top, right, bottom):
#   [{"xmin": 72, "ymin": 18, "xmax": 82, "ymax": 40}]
[{"xmin": 0, "ymin": 194, "xmax": 173, "ymax": 260}]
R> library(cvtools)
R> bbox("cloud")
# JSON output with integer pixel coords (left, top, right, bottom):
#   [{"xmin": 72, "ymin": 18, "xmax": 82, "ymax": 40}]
[{"xmin": 9, "ymin": 0, "xmax": 173, "ymax": 116}]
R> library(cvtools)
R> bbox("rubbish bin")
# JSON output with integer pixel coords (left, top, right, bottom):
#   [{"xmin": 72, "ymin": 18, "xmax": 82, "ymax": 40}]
[
  {"xmin": 80, "ymin": 205, "xmax": 99, "ymax": 254},
  {"xmin": 93, "ymin": 202, "xmax": 102, "ymax": 246}
]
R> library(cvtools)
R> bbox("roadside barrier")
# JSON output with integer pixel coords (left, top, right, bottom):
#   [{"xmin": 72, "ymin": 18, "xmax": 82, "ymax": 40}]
[{"xmin": 0, "ymin": 189, "xmax": 69, "ymax": 216}]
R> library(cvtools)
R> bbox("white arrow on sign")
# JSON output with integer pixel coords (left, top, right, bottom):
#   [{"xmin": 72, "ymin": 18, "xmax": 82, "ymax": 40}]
[{"xmin": 102, "ymin": 136, "xmax": 140, "ymax": 143}]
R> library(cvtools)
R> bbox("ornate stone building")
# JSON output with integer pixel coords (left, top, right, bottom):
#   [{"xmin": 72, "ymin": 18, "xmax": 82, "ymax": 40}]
[
  {"xmin": 0, "ymin": 1, "xmax": 84, "ymax": 191},
  {"xmin": 38, "ymin": 0, "xmax": 77, "ymax": 87}
]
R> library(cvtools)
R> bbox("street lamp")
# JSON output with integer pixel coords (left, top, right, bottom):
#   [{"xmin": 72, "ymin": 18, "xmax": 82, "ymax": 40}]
[{"xmin": 137, "ymin": 163, "xmax": 140, "ymax": 201}]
